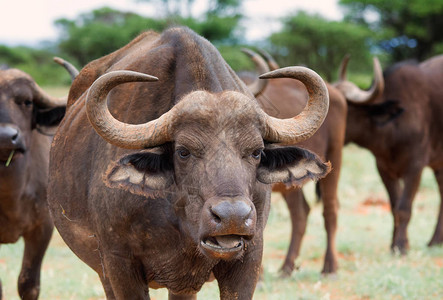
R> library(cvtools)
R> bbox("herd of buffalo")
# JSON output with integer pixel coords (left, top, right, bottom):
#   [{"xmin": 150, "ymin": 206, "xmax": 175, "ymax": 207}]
[{"xmin": 1, "ymin": 26, "xmax": 442, "ymax": 299}]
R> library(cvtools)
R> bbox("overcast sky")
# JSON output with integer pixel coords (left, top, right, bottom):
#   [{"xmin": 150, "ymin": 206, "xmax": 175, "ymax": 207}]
[{"xmin": 1, "ymin": 0, "xmax": 342, "ymax": 46}]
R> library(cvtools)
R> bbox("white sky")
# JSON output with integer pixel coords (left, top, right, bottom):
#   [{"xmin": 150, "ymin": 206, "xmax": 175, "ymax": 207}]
[{"xmin": 1, "ymin": 0, "xmax": 342, "ymax": 46}]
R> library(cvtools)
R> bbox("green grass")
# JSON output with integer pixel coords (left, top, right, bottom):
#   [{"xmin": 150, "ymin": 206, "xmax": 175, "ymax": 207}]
[{"xmin": 1, "ymin": 94, "xmax": 442, "ymax": 299}]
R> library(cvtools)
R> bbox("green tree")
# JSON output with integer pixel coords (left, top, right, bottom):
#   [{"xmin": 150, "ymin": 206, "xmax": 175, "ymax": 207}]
[
  {"xmin": 136, "ymin": 0, "xmax": 243, "ymax": 43},
  {"xmin": 55, "ymin": 7, "xmax": 166, "ymax": 66},
  {"xmin": 269, "ymin": 11, "xmax": 373, "ymax": 81},
  {"xmin": 55, "ymin": 2, "xmax": 245, "ymax": 67},
  {"xmin": 340, "ymin": 0, "xmax": 443, "ymax": 61},
  {"xmin": 0, "ymin": 45, "xmax": 71, "ymax": 85}
]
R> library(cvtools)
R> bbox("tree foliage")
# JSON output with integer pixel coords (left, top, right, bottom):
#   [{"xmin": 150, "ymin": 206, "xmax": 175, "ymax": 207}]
[
  {"xmin": 55, "ymin": 2, "xmax": 243, "ymax": 67},
  {"xmin": 0, "ymin": 45, "xmax": 71, "ymax": 85},
  {"xmin": 340, "ymin": 0, "xmax": 443, "ymax": 61},
  {"xmin": 269, "ymin": 11, "xmax": 373, "ymax": 81},
  {"xmin": 56, "ymin": 7, "xmax": 167, "ymax": 66}
]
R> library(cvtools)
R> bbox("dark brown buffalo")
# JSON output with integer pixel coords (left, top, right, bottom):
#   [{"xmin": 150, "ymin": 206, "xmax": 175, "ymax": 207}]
[
  {"xmin": 241, "ymin": 50, "xmax": 347, "ymax": 275},
  {"xmin": 335, "ymin": 54, "xmax": 443, "ymax": 253},
  {"xmin": 47, "ymin": 27, "xmax": 331, "ymax": 299},
  {"xmin": 0, "ymin": 69, "xmax": 66, "ymax": 299}
]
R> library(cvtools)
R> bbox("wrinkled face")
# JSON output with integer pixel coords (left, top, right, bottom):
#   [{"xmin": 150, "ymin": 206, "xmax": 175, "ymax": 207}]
[
  {"xmin": 0, "ymin": 71, "xmax": 35, "ymax": 168},
  {"xmin": 171, "ymin": 94, "xmax": 265, "ymax": 260},
  {"xmin": 105, "ymin": 91, "xmax": 330, "ymax": 261}
]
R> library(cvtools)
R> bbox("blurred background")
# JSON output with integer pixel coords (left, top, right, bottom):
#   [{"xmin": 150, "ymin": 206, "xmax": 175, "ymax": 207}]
[
  {"xmin": 2, "ymin": 0, "xmax": 443, "ymax": 86},
  {"xmin": 2, "ymin": 1, "xmax": 443, "ymax": 299}
]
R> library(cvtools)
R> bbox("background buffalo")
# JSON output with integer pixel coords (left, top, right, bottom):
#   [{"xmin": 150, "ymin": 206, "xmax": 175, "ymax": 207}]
[{"xmin": 0, "ymin": 68, "xmax": 66, "ymax": 299}]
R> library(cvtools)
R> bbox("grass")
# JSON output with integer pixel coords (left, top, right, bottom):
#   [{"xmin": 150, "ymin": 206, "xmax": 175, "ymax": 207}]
[{"xmin": 1, "ymin": 87, "xmax": 442, "ymax": 299}]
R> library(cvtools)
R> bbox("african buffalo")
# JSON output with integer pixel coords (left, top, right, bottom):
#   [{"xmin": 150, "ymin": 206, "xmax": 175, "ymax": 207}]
[
  {"xmin": 241, "ymin": 49, "xmax": 347, "ymax": 275},
  {"xmin": 335, "ymin": 54, "xmax": 443, "ymax": 253},
  {"xmin": 0, "ymin": 69, "xmax": 66, "ymax": 299},
  {"xmin": 47, "ymin": 27, "xmax": 331, "ymax": 299}
]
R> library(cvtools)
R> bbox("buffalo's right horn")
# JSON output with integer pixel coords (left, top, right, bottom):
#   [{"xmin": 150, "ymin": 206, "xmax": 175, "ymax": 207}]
[
  {"xmin": 86, "ymin": 70, "xmax": 181, "ymax": 149},
  {"xmin": 335, "ymin": 56, "xmax": 384, "ymax": 104},
  {"xmin": 259, "ymin": 66, "xmax": 329, "ymax": 145}
]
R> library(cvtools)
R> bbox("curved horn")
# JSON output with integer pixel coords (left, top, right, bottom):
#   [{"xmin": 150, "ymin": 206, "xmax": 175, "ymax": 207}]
[
  {"xmin": 259, "ymin": 67, "xmax": 329, "ymax": 144},
  {"xmin": 32, "ymin": 83, "xmax": 67, "ymax": 108},
  {"xmin": 335, "ymin": 57, "xmax": 384, "ymax": 104},
  {"xmin": 241, "ymin": 48, "xmax": 269, "ymax": 97},
  {"xmin": 54, "ymin": 57, "xmax": 79, "ymax": 82},
  {"xmin": 338, "ymin": 54, "xmax": 351, "ymax": 81},
  {"xmin": 86, "ymin": 70, "xmax": 179, "ymax": 149},
  {"xmin": 257, "ymin": 49, "xmax": 280, "ymax": 71}
]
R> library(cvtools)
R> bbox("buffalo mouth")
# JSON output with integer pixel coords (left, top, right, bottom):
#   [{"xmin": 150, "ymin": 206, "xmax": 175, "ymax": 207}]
[
  {"xmin": 0, "ymin": 147, "xmax": 25, "ymax": 164},
  {"xmin": 200, "ymin": 235, "xmax": 246, "ymax": 258}
]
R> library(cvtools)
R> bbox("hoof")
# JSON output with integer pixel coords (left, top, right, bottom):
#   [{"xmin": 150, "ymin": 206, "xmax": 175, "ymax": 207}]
[
  {"xmin": 391, "ymin": 244, "xmax": 408, "ymax": 255},
  {"xmin": 321, "ymin": 261, "xmax": 338, "ymax": 275},
  {"xmin": 278, "ymin": 263, "xmax": 296, "ymax": 278}
]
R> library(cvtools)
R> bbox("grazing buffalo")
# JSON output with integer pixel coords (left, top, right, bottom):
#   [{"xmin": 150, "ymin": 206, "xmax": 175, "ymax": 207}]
[
  {"xmin": 335, "ymin": 54, "xmax": 443, "ymax": 253},
  {"xmin": 47, "ymin": 27, "xmax": 331, "ymax": 299},
  {"xmin": 0, "ymin": 69, "xmax": 66, "ymax": 299},
  {"xmin": 241, "ymin": 49, "xmax": 347, "ymax": 274}
]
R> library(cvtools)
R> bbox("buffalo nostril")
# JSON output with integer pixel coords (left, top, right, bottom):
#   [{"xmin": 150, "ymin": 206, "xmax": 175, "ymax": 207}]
[
  {"xmin": 11, "ymin": 131, "xmax": 19, "ymax": 142},
  {"xmin": 210, "ymin": 209, "xmax": 222, "ymax": 224}
]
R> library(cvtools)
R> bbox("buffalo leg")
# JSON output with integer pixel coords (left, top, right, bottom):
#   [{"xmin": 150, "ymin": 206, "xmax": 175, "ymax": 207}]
[
  {"xmin": 102, "ymin": 254, "xmax": 149, "ymax": 300},
  {"xmin": 428, "ymin": 168, "xmax": 443, "ymax": 246},
  {"xmin": 99, "ymin": 273, "xmax": 116, "ymax": 299},
  {"xmin": 376, "ymin": 163, "xmax": 401, "ymax": 249},
  {"xmin": 319, "ymin": 168, "xmax": 340, "ymax": 274},
  {"xmin": 279, "ymin": 189, "xmax": 310, "ymax": 276},
  {"xmin": 392, "ymin": 167, "xmax": 423, "ymax": 254},
  {"xmin": 18, "ymin": 221, "xmax": 53, "ymax": 300}
]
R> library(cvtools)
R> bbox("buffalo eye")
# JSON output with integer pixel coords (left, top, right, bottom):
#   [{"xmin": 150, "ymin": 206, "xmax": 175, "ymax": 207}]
[
  {"xmin": 251, "ymin": 149, "xmax": 262, "ymax": 160},
  {"xmin": 176, "ymin": 147, "xmax": 191, "ymax": 159},
  {"xmin": 24, "ymin": 99, "xmax": 33, "ymax": 107},
  {"xmin": 14, "ymin": 97, "xmax": 33, "ymax": 107}
]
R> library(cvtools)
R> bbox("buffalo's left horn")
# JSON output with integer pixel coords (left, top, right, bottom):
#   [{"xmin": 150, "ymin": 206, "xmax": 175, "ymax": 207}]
[
  {"xmin": 259, "ymin": 67, "xmax": 329, "ymax": 144},
  {"xmin": 241, "ymin": 48, "xmax": 269, "ymax": 97},
  {"xmin": 335, "ymin": 56, "xmax": 384, "ymax": 104},
  {"xmin": 54, "ymin": 57, "xmax": 79, "ymax": 82},
  {"xmin": 86, "ymin": 70, "xmax": 178, "ymax": 149}
]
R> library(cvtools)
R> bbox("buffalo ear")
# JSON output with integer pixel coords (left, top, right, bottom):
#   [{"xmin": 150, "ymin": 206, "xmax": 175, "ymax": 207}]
[
  {"xmin": 368, "ymin": 100, "xmax": 404, "ymax": 126},
  {"xmin": 34, "ymin": 106, "xmax": 66, "ymax": 127},
  {"xmin": 257, "ymin": 145, "xmax": 331, "ymax": 186},
  {"xmin": 104, "ymin": 147, "xmax": 174, "ymax": 198}
]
